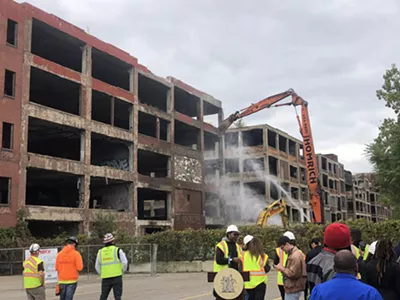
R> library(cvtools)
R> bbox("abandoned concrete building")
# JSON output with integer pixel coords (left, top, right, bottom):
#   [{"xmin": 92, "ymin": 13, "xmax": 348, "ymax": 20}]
[
  {"xmin": 346, "ymin": 172, "xmax": 391, "ymax": 222},
  {"xmin": 204, "ymin": 124, "xmax": 312, "ymax": 226},
  {"xmin": 316, "ymin": 154, "xmax": 347, "ymax": 222},
  {"xmin": 0, "ymin": 0, "xmax": 223, "ymax": 236}
]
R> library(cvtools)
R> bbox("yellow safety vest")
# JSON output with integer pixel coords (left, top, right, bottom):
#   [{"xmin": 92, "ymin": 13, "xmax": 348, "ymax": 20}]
[
  {"xmin": 213, "ymin": 240, "xmax": 243, "ymax": 272},
  {"xmin": 276, "ymin": 248, "xmax": 304, "ymax": 285},
  {"xmin": 363, "ymin": 245, "xmax": 370, "ymax": 261},
  {"xmin": 242, "ymin": 251, "xmax": 269, "ymax": 289},
  {"xmin": 23, "ymin": 256, "xmax": 43, "ymax": 289},
  {"xmin": 351, "ymin": 245, "xmax": 361, "ymax": 279},
  {"xmin": 99, "ymin": 246, "xmax": 123, "ymax": 279}
]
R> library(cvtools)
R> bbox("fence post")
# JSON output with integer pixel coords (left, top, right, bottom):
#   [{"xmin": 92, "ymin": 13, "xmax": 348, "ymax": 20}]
[
  {"xmin": 150, "ymin": 244, "xmax": 158, "ymax": 276},
  {"xmin": 22, "ymin": 248, "xmax": 25, "ymax": 290}
]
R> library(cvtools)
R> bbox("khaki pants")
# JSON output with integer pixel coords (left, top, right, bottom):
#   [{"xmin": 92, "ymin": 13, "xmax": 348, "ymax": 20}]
[{"xmin": 26, "ymin": 286, "xmax": 46, "ymax": 300}]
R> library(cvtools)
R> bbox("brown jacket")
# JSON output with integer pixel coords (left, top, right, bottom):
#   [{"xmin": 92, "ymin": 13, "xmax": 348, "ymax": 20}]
[{"xmin": 282, "ymin": 246, "xmax": 306, "ymax": 293}]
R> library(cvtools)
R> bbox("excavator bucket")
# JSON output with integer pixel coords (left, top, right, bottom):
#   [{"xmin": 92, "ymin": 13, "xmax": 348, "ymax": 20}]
[{"xmin": 256, "ymin": 199, "xmax": 288, "ymax": 228}]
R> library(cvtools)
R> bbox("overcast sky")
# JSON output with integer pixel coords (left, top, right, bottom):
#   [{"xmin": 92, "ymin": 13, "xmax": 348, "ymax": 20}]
[{"xmin": 19, "ymin": 0, "xmax": 400, "ymax": 173}]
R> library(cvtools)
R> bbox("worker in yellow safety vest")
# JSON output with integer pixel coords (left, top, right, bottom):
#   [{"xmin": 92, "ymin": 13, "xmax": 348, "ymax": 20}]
[
  {"xmin": 273, "ymin": 231, "xmax": 304, "ymax": 300},
  {"xmin": 242, "ymin": 235, "xmax": 270, "ymax": 300},
  {"xmin": 23, "ymin": 243, "xmax": 45, "ymax": 300},
  {"xmin": 351, "ymin": 229, "xmax": 370, "ymax": 260},
  {"xmin": 213, "ymin": 224, "xmax": 242, "ymax": 299},
  {"xmin": 95, "ymin": 233, "xmax": 128, "ymax": 300}
]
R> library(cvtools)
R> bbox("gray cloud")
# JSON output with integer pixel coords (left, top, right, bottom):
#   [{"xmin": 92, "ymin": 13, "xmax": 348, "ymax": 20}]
[{"xmin": 19, "ymin": 0, "xmax": 400, "ymax": 172}]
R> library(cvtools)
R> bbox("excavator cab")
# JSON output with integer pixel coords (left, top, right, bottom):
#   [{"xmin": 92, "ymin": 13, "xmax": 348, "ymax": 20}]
[{"xmin": 256, "ymin": 198, "xmax": 288, "ymax": 228}]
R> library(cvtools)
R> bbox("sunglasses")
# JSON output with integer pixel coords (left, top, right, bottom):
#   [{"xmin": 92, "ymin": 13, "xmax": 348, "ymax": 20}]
[{"xmin": 229, "ymin": 232, "xmax": 239, "ymax": 237}]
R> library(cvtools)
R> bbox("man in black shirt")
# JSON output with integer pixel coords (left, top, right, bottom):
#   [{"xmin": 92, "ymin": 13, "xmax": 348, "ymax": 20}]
[{"xmin": 306, "ymin": 238, "xmax": 323, "ymax": 263}]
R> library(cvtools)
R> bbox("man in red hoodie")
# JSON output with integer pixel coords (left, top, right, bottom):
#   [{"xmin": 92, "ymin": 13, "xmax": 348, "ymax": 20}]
[{"xmin": 55, "ymin": 237, "xmax": 83, "ymax": 300}]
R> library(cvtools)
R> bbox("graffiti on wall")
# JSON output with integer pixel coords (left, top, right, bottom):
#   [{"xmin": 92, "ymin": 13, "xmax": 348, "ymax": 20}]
[{"xmin": 100, "ymin": 159, "xmax": 129, "ymax": 171}]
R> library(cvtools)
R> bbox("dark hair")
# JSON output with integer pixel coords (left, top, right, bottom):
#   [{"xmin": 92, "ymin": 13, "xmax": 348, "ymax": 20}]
[
  {"xmin": 351, "ymin": 229, "xmax": 361, "ymax": 242},
  {"xmin": 311, "ymin": 238, "xmax": 321, "ymax": 245},
  {"xmin": 375, "ymin": 239, "xmax": 397, "ymax": 285},
  {"xmin": 278, "ymin": 236, "xmax": 291, "ymax": 247},
  {"xmin": 248, "ymin": 237, "xmax": 265, "ymax": 259}
]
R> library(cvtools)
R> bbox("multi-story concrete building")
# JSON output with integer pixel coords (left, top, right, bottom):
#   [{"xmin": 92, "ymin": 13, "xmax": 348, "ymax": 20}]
[
  {"xmin": 0, "ymin": 0, "xmax": 223, "ymax": 235},
  {"xmin": 346, "ymin": 172, "xmax": 391, "ymax": 222},
  {"xmin": 316, "ymin": 154, "xmax": 347, "ymax": 222},
  {"xmin": 204, "ymin": 124, "xmax": 311, "ymax": 226}
]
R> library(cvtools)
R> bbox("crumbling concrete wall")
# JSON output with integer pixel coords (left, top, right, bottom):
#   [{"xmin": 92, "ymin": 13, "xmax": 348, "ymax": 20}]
[
  {"xmin": 174, "ymin": 156, "xmax": 202, "ymax": 183},
  {"xmin": 91, "ymin": 184, "xmax": 132, "ymax": 211}
]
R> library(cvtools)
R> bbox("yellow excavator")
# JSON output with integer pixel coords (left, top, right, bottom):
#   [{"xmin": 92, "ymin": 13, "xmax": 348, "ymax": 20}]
[{"xmin": 256, "ymin": 199, "xmax": 288, "ymax": 228}]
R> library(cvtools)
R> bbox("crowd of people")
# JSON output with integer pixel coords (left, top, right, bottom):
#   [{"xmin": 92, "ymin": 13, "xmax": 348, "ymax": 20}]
[
  {"xmin": 23, "ymin": 233, "xmax": 128, "ymax": 300},
  {"xmin": 213, "ymin": 224, "xmax": 400, "ymax": 300}
]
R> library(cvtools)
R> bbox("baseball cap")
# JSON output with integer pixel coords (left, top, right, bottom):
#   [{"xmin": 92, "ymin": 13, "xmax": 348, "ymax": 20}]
[{"xmin": 324, "ymin": 223, "xmax": 351, "ymax": 249}]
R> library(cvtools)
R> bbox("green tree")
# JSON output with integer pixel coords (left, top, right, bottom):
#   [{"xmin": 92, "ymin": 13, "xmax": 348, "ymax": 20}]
[{"xmin": 366, "ymin": 64, "xmax": 400, "ymax": 214}]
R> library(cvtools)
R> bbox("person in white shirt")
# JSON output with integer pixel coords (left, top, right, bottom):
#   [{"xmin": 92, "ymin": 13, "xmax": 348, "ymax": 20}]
[{"xmin": 95, "ymin": 233, "xmax": 128, "ymax": 300}]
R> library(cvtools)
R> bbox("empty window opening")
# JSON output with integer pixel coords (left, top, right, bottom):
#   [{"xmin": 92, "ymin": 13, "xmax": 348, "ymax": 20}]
[
  {"xmin": 292, "ymin": 209, "xmax": 300, "ymax": 222},
  {"xmin": 138, "ymin": 112, "xmax": 169, "ymax": 141},
  {"xmin": 340, "ymin": 181, "xmax": 345, "ymax": 193},
  {"xmin": 322, "ymin": 174, "xmax": 328, "ymax": 187},
  {"xmin": 225, "ymin": 132, "xmax": 238, "ymax": 149},
  {"xmin": 279, "ymin": 135, "xmax": 287, "ymax": 152},
  {"xmin": 331, "ymin": 213, "xmax": 336, "ymax": 222},
  {"xmin": 288, "ymin": 140, "xmax": 296, "ymax": 156},
  {"xmin": 28, "ymin": 221, "xmax": 79, "ymax": 238},
  {"xmin": 328, "ymin": 162, "xmax": 333, "ymax": 172},
  {"xmin": 242, "ymin": 129, "xmax": 263, "ymax": 147},
  {"xmin": 267, "ymin": 130, "xmax": 277, "ymax": 148},
  {"xmin": 6, "ymin": 19, "xmax": 18, "ymax": 46},
  {"xmin": 299, "ymin": 144, "xmax": 304, "ymax": 159},
  {"xmin": 244, "ymin": 181, "xmax": 266, "ymax": 195},
  {"xmin": 205, "ymin": 192, "xmax": 219, "ymax": 218},
  {"xmin": 347, "ymin": 202, "xmax": 354, "ymax": 211},
  {"xmin": 370, "ymin": 193, "xmax": 375, "ymax": 202},
  {"xmin": 290, "ymin": 165, "xmax": 298, "ymax": 179},
  {"xmin": 28, "ymin": 117, "xmax": 82, "ymax": 161},
  {"xmin": 138, "ymin": 149, "xmax": 170, "ymax": 178},
  {"xmin": 291, "ymin": 187, "xmax": 299, "ymax": 199},
  {"xmin": 30, "ymin": 67, "xmax": 80, "ymax": 115},
  {"xmin": 205, "ymin": 160, "xmax": 219, "ymax": 184},
  {"xmin": 323, "ymin": 191, "xmax": 328, "ymax": 205},
  {"xmin": 92, "ymin": 48, "xmax": 131, "ymax": 90},
  {"xmin": 89, "ymin": 177, "xmax": 132, "ymax": 211},
  {"xmin": 4, "ymin": 69, "xmax": 16, "ymax": 98},
  {"xmin": 174, "ymin": 87, "xmax": 200, "ymax": 119},
  {"xmin": 0, "ymin": 177, "xmax": 11, "ymax": 205},
  {"xmin": 31, "ymin": 18, "xmax": 84, "ymax": 72},
  {"xmin": 281, "ymin": 182, "xmax": 289, "ymax": 192},
  {"xmin": 91, "ymin": 133, "xmax": 131, "ymax": 171},
  {"xmin": 26, "ymin": 168, "xmax": 81, "ymax": 207},
  {"xmin": 203, "ymin": 101, "xmax": 219, "ymax": 127},
  {"xmin": 243, "ymin": 158, "xmax": 264, "ymax": 172},
  {"xmin": 204, "ymin": 131, "xmax": 219, "ymax": 152},
  {"xmin": 2, "ymin": 122, "xmax": 13, "ymax": 150},
  {"xmin": 329, "ymin": 179, "xmax": 334, "ymax": 189},
  {"xmin": 268, "ymin": 156, "xmax": 278, "ymax": 176},
  {"xmin": 92, "ymin": 90, "xmax": 132, "ymax": 130},
  {"xmin": 270, "ymin": 183, "xmax": 279, "ymax": 200},
  {"xmin": 138, "ymin": 73, "xmax": 169, "ymax": 112},
  {"xmin": 321, "ymin": 157, "xmax": 327, "ymax": 170},
  {"xmin": 300, "ymin": 168, "xmax": 306, "ymax": 182},
  {"xmin": 225, "ymin": 159, "xmax": 239, "ymax": 173},
  {"xmin": 174, "ymin": 120, "xmax": 200, "ymax": 150},
  {"xmin": 301, "ymin": 188, "xmax": 308, "ymax": 201},
  {"xmin": 138, "ymin": 188, "xmax": 169, "ymax": 220},
  {"xmin": 333, "ymin": 164, "xmax": 337, "ymax": 175}
]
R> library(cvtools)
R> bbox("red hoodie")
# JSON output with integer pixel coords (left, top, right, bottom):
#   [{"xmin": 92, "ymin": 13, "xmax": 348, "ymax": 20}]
[{"xmin": 55, "ymin": 245, "xmax": 83, "ymax": 284}]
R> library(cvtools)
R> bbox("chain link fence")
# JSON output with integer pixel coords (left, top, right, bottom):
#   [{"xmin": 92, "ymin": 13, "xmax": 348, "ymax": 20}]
[{"xmin": 0, "ymin": 243, "xmax": 158, "ymax": 278}]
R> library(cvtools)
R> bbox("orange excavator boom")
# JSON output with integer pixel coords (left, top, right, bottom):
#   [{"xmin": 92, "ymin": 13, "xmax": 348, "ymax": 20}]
[{"xmin": 219, "ymin": 89, "xmax": 324, "ymax": 223}]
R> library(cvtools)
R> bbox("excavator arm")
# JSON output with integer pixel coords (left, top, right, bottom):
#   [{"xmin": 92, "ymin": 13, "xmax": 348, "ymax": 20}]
[
  {"xmin": 219, "ymin": 89, "xmax": 324, "ymax": 223},
  {"xmin": 256, "ymin": 198, "xmax": 288, "ymax": 228}
]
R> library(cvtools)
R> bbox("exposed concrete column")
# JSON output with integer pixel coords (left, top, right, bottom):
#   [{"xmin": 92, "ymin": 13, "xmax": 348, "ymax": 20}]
[
  {"xmin": 238, "ymin": 131, "xmax": 243, "ymax": 176},
  {"xmin": 132, "ymin": 68, "xmax": 139, "ymax": 227},
  {"xmin": 262, "ymin": 128, "xmax": 270, "ymax": 203},
  {"xmin": 218, "ymin": 108, "xmax": 225, "ymax": 175},
  {"xmin": 18, "ymin": 19, "xmax": 33, "ymax": 209}
]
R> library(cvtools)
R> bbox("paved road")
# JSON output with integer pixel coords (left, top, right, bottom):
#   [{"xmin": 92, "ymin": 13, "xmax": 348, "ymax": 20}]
[{"xmin": 2, "ymin": 272, "xmax": 284, "ymax": 300}]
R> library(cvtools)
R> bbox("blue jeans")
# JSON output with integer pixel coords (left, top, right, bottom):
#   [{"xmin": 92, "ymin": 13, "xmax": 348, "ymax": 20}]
[
  {"xmin": 285, "ymin": 291, "xmax": 302, "ymax": 300},
  {"xmin": 60, "ymin": 283, "xmax": 77, "ymax": 300}
]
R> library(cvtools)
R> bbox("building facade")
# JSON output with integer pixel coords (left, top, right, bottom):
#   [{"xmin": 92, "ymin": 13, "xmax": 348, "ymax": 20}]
[{"xmin": 0, "ymin": 0, "xmax": 223, "ymax": 235}]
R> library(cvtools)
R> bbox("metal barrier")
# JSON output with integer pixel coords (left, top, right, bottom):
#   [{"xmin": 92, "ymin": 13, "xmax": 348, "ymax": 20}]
[{"xmin": 0, "ymin": 243, "xmax": 158, "ymax": 278}]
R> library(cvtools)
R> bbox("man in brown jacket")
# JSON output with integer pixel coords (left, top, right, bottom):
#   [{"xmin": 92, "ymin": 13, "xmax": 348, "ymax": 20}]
[{"xmin": 274, "ymin": 236, "xmax": 306, "ymax": 300}]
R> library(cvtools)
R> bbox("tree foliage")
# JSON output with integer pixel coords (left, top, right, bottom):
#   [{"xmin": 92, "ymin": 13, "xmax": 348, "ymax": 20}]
[{"xmin": 366, "ymin": 64, "xmax": 400, "ymax": 210}]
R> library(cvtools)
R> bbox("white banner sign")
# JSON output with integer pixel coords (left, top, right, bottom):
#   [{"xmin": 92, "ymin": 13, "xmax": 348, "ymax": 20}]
[{"xmin": 25, "ymin": 248, "xmax": 58, "ymax": 284}]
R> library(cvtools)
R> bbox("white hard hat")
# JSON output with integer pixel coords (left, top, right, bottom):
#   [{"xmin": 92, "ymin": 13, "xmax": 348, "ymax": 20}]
[
  {"xmin": 284, "ymin": 231, "xmax": 295, "ymax": 240},
  {"xmin": 243, "ymin": 235, "xmax": 254, "ymax": 245},
  {"xmin": 226, "ymin": 225, "xmax": 239, "ymax": 233},
  {"xmin": 29, "ymin": 243, "xmax": 40, "ymax": 253},
  {"xmin": 103, "ymin": 233, "xmax": 115, "ymax": 244},
  {"xmin": 369, "ymin": 241, "xmax": 378, "ymax": 255}
]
